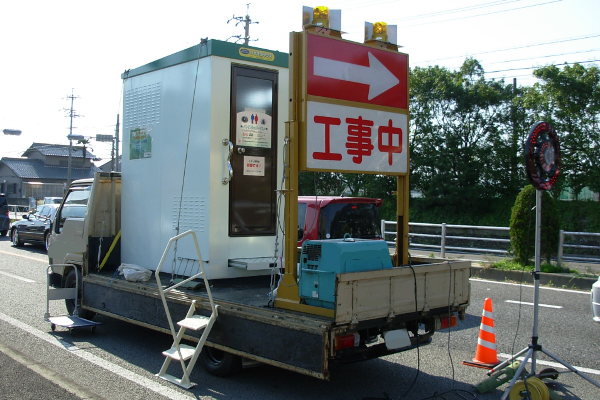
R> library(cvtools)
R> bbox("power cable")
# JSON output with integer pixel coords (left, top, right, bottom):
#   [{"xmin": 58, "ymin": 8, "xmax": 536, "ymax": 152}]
[
  {"xmin": 486, "ymin": 59, "xmax": 599, "ymax": 74},
  {"xmin": 396, "ymin": 262, "xmax": 420, "ymax": 400},
  {"xmin": 340, "ymin": 0, "xmax": 526, "ymax": 28},
  {"xmin": 417, "ymin": 263, "xmax": 476, "ymax": 400},
  {"xmin": 344, "ymin": 0, "xmax": 563, "ymax": 35},
  {"xmin": 415, "ymin": 33, "xmax": 600, "ymax": 64},
  {"xmin": 392, "ymin": 0, "xmax": 525, "ymax": 22},
  {"xmin": 486, "ymin": 48, "xmax": 600, "ymax": 65},
  {"xmin": 401, "ymin": 0, "xmax": 564, "ymax": 28},
  {"xmin": 170, "ymin": 38, "xmax": 208, "ymax": 284},
  {"xmin": 510, "ymin": 189, "xmax": 536, "ymax": 362}
]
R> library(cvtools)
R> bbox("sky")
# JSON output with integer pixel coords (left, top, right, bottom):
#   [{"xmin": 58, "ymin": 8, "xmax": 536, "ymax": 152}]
[{"xmin": 1, "ymin": 0, "xmax": 598, "ymax": 164}]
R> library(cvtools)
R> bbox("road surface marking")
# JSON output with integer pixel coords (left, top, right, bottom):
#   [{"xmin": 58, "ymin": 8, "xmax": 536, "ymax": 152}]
[
  {"xmin": 0, "ymin": 249, "xmax": 47, "ymax": 263},
  {"xmin": 498, "ymin": 353, "xmax": 600, "ymax": 375},
  {"xmin": 0, "ymin": 340, "xmax": 102, "ymax": 400},
  {"xmin": 0, "ymin": 270, "xmax": 35, "ymax": 283},
  {"xmin": 505, "ymin": 300, "xmax": 562, "ymax": 309},
  {"xmin": 471, "ymin": 277, "xmax": 590, "ymax": 295},
  {"xmin": 0, "ymin": 312, "xmax": 195, "ymax": 400}
]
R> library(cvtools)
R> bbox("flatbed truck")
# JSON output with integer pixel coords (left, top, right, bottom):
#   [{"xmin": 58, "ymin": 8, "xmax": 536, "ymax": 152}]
[{"xmin": 47, "ymin": 29, "xmax": 471, "ymax": 387}]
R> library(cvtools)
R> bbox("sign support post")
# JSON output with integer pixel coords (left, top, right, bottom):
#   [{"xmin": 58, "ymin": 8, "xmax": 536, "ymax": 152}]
[{"xmin": 275, "ymin": 29, "xmax": 409, "ymax": 315}]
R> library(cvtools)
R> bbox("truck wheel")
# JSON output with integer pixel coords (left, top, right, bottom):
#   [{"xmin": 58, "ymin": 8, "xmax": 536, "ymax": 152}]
[
  {"xmin": 199, "ymin": 346, "xmax": 242, "ymax": 377},
  {"xmin": 64, "ymin": 269, "xmax": 95, "ymax": 320},
  {"xmin": 11, "ymin": 229, "xmax": 23, "ymax": 247}
]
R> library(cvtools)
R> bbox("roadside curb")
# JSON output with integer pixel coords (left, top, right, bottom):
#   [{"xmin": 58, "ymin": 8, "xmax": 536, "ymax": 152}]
[{"xmin": 471, "ymin": 266, "xmax": 598, "ymax": 291}]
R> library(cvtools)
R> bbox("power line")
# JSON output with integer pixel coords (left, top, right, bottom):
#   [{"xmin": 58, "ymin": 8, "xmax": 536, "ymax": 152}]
[
  {"xmin": 486, "ymin": 59, "xmax": 599, "ymax": 74},
  {"xmin": 487, "ymin": 48, "xmax": 600, "ymax": 65},
  {"xmin": 400, "ymin": 0, "xmax": 564, "ymax": 28},
  {"xmin": 393, "ymin": 0, "xmax": 525, "ymax": 22},
  {"xmin": 344, "ymin": 0, "xmax": 563, "ymax": 31},
  {"xmin": 414, "ymin": 33, "xmax": 600, "ymax": 64}
]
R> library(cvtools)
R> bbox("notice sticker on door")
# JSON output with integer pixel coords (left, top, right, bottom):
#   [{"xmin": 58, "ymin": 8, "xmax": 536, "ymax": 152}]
[
  {"xmin": 243, "ymin": 156, "xmax": 265, "ymax": 176},
  {"xmin": 236, "ymin": 111, "xmax": 272, "ymax": 148}
]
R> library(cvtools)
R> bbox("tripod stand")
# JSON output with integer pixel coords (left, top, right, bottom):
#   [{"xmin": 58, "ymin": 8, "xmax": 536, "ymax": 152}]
[{"xmin": 491, "ymin": 189, "xmax": 600, "ymax": 399}]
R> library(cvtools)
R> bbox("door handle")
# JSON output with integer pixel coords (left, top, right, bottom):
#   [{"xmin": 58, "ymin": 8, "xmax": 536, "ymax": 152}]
[{"xmin": 222, "ymin": 139, "xmax": 233, "ymax": 185}]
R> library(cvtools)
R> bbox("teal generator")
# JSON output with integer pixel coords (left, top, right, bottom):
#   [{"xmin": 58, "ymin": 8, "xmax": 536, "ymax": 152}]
[{"xmin": 299, "ymin": 238, "xmax": 393, "ymax": 309}]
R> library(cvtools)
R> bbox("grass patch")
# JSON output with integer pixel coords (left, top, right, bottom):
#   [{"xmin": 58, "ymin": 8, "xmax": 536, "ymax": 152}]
[{"xmin": 491, "ymin": 259, "xmax": 576, "ymax": 274}]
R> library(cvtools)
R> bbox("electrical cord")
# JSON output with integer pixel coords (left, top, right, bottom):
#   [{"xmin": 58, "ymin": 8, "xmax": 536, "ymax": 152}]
[
  {"xmin": 503, "ymin": 190, "xmax": 538, "ymax": 400},
  {"xmin": 419, "ymin": 262, "xmax": 476, "ymax": 400},
  {"xmin": 363, "ymin": 257, "xmax": 478, "ymax": 400},
  {"xmin": 277, "ymin": 173, "xmax": 321, "ymax": 291},
  {"xmin": 396, "ymin": 261, "xmax": 420, "ymax": 400},
  {"xmin": 269, "ymin": 136, "xmax": 289, "ymax": 305},
  {"xmin": 510, "ymin": 189, "xmax": 535, "ymax": 360},
  {"xmin": 360, "ymin": 258, "xmax": 421, "ymax": 400},
  {"xmin": 170, "ymin": 38, "xmax": 208, "ymax": 284}
]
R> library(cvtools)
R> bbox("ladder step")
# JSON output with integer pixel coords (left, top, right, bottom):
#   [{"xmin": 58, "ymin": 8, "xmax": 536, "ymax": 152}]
[
  {"xmin": 155, "ymin": 372, "xmax": 195, "ymax": 389},
  {"xmin": 162, "ymin": 344, "xmax": 196, "ymax": 361},
  {"xmin": 178, "ymin": 315, "xmax": 211, "ymax": 331}
]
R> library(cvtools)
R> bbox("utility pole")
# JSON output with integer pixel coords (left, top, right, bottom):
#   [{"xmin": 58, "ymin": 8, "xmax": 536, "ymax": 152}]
[
  {"xmin": 511, "ymin": 78, "xmax": 518, "ymax": 194},
  {"xmin": 110, "ymin": 131, "xmax": 115, "ymax": 172},
  {"xmin": 63, "ymin": 89, "xmax": 81, "ymax": 188},
  {"xmin": 115, "ymin": 114, "xmax": 120, "ymax": 172},
  {"xmin": 227, "ymin": 3, "xmax": 258, "ymax": 45}
]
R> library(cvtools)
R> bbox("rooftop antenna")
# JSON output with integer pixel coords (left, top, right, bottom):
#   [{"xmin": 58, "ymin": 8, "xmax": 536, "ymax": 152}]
[{"xmin": 227, "ymin": 3, "xmax": 258, "ymax": 46}]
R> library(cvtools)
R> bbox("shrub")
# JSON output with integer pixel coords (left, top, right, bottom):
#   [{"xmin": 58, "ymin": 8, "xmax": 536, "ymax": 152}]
[{"xmin": 509, "ymin": 185, "xmax": 560, "ymax": 264}]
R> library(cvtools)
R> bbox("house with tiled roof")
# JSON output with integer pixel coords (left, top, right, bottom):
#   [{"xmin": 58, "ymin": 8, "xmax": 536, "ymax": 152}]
[{"xmin": 0, "ymin": 143, "xmax": 100, "ymax": 200}]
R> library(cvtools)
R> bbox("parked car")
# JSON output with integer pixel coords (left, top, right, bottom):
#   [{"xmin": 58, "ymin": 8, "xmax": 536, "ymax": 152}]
[
  {"xmin": 10, "ymin": 204, "xmax": 59, "ymax": 251},
  {"xmin": 0, "ymin": 194, "xmax": 9, "ymax": 236},
  {"xmin": 43, "ymin": 197, "xmax": 63, "ymax": 204},
  {"xmin": 297, "ymin": 196, "xmax": 383, "ymax": 247}
]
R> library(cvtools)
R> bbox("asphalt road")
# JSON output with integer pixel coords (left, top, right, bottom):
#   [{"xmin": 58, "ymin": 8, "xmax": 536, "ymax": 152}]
[{"xmin": 1, "ymin": 236, "xmax": 599, "ymax": 399}]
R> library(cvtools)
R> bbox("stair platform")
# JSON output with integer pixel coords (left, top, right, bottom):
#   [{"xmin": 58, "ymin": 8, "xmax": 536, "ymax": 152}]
[
  {"xmin": 162, "ymin": 344, "xmax": 196, "ymax": 361},
  {"xmin": 177, "ymin": 315, "xmax": 210, "ymax": 331}
]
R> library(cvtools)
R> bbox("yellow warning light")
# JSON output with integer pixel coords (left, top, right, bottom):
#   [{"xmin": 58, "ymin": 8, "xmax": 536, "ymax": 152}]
[
  {"xmin": 372, "ymin": 21, "xmax": 388, "ymax": 42},
  {"xmin": 313, "ymin": 6, "xmax": 330, "ymax": 28}
]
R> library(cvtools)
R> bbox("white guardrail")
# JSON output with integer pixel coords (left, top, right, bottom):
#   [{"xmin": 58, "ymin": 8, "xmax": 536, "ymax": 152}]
[{"xmin": 381, "ymin": 220, "xmax": 600, "ymax": 265}]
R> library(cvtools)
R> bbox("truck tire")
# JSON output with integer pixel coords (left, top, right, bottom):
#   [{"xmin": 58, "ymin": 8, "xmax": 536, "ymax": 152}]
[
  {"xmin": 199, "ymin": 346, "xmax": 242, "ymax": 377},
  {"xmin": 64, "ymin": 269, "xmax": 95, "ymax": 320}
]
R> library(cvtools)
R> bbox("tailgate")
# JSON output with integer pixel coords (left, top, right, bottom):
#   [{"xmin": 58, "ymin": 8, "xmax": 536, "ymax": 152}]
[{"xmin": 335, "ymin": 260, "xmax": 470, "ymax": 324}]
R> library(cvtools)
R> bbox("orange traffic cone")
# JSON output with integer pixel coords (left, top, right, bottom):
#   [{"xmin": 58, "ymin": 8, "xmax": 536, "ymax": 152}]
[{"xmin": 462, "ymin": 298, "xmax": 500, "ymax": 369}]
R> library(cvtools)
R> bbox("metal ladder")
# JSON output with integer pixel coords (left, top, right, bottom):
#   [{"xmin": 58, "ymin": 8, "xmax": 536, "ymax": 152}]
[{"xmin": 155, "ymin": 230, "xmax": 217, "ymax": 389}]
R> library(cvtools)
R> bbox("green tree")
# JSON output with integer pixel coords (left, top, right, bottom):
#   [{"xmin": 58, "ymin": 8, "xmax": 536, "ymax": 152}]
[
  {"xmin": 409, "ymin": 59, "xmax": 515, "ymax": 215},
  {"xmin": 509, "ymin": 185, "xmax": 560, "ymax": 264},
  {"xmin": 524, "ymin": 63, "xmax": 600, "ymax": 197},
  {"xmin": 298, "ymin": 172, "xmax": 346, "ymax": 196}
]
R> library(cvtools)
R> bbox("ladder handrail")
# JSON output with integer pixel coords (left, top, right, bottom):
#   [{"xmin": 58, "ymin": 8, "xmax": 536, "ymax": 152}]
[
  {"xmin": 155, "ymin": 230, "xmax": 218, "ymax": 317},
  {"xmin": 155, "ymin": 230, "xmax": 218, "ymax": 388}
]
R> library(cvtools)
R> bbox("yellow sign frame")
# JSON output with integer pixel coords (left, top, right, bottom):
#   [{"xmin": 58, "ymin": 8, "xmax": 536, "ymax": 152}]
[{"xmin": 274, "ymin": 30, "xmax": 410, "ymax": 315}]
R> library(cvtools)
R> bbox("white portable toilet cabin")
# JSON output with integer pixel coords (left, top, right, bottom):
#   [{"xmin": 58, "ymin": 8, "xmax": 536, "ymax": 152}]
[{"xmin": 121, "ymin": 39, "xmax": 289, "ymax": 280}]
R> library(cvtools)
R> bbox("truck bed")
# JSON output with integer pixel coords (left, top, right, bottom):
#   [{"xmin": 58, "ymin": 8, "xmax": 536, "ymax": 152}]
[
  {"xmin": 81, "ymin": 257, "xmax": 470, "ymax": 379},
  {"xmin": 83, "ymin": 270, "xmax": 333, "ymax": 378}
]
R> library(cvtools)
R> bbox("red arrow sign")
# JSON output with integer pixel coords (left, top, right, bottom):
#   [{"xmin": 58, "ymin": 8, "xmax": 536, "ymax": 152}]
[{"xmin": 307, "ymin": 33, "xmax": 408, "ymax": 109}]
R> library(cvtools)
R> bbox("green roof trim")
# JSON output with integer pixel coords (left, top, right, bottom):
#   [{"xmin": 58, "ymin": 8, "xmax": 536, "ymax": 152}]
[{"xmin": 122, "ymin": 39, "xmax": 288, "ymax": 79}]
